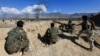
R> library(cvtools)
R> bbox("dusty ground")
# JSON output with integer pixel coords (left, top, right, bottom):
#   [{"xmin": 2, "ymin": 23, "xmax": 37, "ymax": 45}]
[{"xmin": 0, "ymin": 20, "xmax": 100, "ymax": 56}]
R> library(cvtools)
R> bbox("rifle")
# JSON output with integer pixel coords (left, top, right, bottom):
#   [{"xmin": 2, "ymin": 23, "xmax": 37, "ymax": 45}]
[{"xmin": 53, "ymin": 21, "xmax": 66, "ymax": 25}]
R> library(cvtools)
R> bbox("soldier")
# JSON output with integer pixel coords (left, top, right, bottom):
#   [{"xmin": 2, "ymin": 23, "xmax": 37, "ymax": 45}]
[
  {"xmin": 46, "ymin": 23, "xmax": 59, "ymax": 44},
  {"xmin": 5, "ymin": 21, "xmax": 29, "ymax": 56},
  {"xmin": 89, "ymin": 14, "xmax": 96, "ymax": 30},
  {"xmin": 65, "ymin": 20, "xmax": 74, "ymax": 34},
  {"xmin": 76, "ymin": 15, "xmax": 96, "ymax": 51}
]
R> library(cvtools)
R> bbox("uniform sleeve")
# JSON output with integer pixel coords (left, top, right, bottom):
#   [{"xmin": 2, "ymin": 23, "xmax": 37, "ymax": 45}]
[
  {"xmin": 21, "ymin": 31, "xmax": 28, "ymax": 40},
  {"xmin": 6, "ymin": 29, "xmax": 18, "ymax": 40},
  {"xmin": 77, "ymin": 23, "xmax": 82, "ymax": 25},
  {"xmin": 8, "ymin": 28, "xmax": 15, "ymax": 35},
  {"xmin": 91, "ymin": 21, "xmax": 96, "ymax": 30},
  {"xmin": 45, "ymin": 28, "xmax": 51, "ymax": 37}
]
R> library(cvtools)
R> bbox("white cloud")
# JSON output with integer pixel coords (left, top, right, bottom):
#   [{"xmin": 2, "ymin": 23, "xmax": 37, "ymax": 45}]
[
  {"xmin": 22, "ymin": 4, "xmax": 47, "ymax": 14},
  {"xmin": 21, "ymin": 6, "xmax": 34, "ymax": 14},
  {"xmin": 0, "ymin": 7, "xmax": 20, "ymax": 14},
  {"xmin": 35, "ymin": 4, "xmax": 47, "ymax": 12},
  {"xmin": 0, "ymin": 4, "xmax": 47, "ymax": 15}
]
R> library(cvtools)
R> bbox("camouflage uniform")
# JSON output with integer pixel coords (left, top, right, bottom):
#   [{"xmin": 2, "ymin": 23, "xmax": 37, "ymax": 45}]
[
  {"xmin": 77, "ymin": 21, "xmax": 95, "ymax": 50},
  {"xmin": 77, "ymin": 30, "xmax": 94, "ymax": 49},
  {"xmin": 66, "ymin": 22, "xmax": 74, "ymax": 34},
  {"xmin": 5, "ymin": 27, "xmax": 29, "ymax": 54},
  {"xmin": 47, "ymin": 27, "xmax": 58, "ymax": 44}
]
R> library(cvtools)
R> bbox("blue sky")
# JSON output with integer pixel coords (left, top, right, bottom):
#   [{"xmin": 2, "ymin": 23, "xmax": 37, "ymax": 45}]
[{"xmin": 0, "ymin": 0, "xmax": 100, "ymax": 14}]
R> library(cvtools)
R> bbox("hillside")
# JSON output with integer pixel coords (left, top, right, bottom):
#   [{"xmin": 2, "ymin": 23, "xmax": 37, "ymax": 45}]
[{"xmin": 0, "ymin": 20, "xmax": 100, "ymax": 56}]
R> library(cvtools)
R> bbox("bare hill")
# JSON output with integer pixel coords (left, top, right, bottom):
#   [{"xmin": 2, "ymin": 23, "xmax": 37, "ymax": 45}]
[{"xmin": 0, "ymin": 20, "xmax": 100, "ymax": 56}]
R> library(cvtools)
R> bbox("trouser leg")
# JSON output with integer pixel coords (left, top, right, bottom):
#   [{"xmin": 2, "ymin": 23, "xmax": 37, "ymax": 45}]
[
  {"xmin": 21, "ymin": 40, "xmax": 29, "ymax": 56},
  {"xmin": 77, "ymin": 30, "xmax": 83, "ymax": 39},
  {"xmin": 87, "ymin": 31, "xmax": 94, "ymax": 50}
]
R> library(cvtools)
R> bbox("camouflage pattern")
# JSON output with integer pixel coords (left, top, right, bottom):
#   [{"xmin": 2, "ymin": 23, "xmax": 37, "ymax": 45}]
[
  {"xmin": 77, "ymin": 30, "xmax": 94, "ymax": 50},
  {"xmin": 77, "ymin": 20, "xmax": 95, "ymax": 50},
  {"xmin": 5, "ymin": 27, "xmax": 29, "ymax": 54},
  {"xmin": 58, "ymin": 20, "xmax": 74, "ymax": 34},
  {"xmin": 47, "ymin": 27, "xmax": 58, "ymax": 44},
  {"xmin": 65, "ymin": 22, "xmax": 74, "ymax": 33},
  {"xmin": 77, "ymin": 20, "xmax": 94, "ymax": 38},
  {"xmin": 77, "ymin": 15, "xmax": 95, "ymax": 50}
]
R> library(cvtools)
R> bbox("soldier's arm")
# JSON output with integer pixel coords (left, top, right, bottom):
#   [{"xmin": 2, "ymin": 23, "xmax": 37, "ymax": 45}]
[
  {"xmin": 72, "ymin": 23, "xmax": 75, "ymax": 25},
  {"xmin": 46, "ymin": 28, "xmax": 51, "ymax": 36},
  {"xmin": 91, "ymin": 21, "xmax": 96, "ymax": 30},
  {"xmin": 5, "ymin": 28, "xmax": 16, "ymax": 40},
  {"xmin": 21, "ymin": 31, "xmax": 28, "ymax": 41},
  {"xmin": 75, "ymin": 23, "xmax": 82, "ymax": 26}
]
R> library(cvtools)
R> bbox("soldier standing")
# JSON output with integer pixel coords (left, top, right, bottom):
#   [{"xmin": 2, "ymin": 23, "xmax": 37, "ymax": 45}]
[
  {"xmin": 76, "ymin": 15, "xmax": 95, "ymax": 51},
  {"xmin": 5, "ymin": 21, "xmax": 29, "ymax": 56}
]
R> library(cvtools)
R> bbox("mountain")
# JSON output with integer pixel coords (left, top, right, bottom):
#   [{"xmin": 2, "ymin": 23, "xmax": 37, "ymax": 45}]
[
  {"xmin": 0, "ymin": 12, "xmax": 99, "ymax": 19},
  {"xmin": 70, "ymin": 13, "xmax": 98, "ymax": 17}
]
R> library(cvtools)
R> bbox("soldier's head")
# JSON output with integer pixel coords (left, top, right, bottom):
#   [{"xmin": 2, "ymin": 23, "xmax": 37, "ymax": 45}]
[
  {"xmin": 82, "ymin": 15, "xmax": 88, "ymax": 21},
  {"xmin": 17, "ymin": 21, "xmax": 24, "ymax": 27},
  {"xmin": 51, "ymin": 23, "xmax": 55, "ymax": 28},
  {"xmin": 68, "ymin": 20, "xmax": 72, "ymax": 23}
]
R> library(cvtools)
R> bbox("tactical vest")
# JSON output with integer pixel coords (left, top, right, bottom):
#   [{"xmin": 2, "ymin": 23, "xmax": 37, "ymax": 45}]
[{"xmin": 82, "ymin": 20, "xmax": 93, "ymax": 31}]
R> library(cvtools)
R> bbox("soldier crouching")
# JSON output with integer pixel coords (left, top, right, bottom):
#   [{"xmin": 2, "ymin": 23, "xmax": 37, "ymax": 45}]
[{"xmin": 5, "ymin": 21, "xmax": 29, "ymax": 56}]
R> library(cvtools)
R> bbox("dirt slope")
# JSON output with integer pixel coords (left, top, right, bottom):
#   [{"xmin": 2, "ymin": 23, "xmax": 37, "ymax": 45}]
[{"xmin": 0, "ymin": 20, "xmax": 100, "ymax": 56}]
